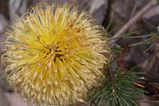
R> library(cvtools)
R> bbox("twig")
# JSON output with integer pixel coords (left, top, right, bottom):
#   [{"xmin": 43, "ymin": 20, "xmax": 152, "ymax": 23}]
[
  {"xmin": 137, "ymin": 100, "xmax": 159, "ymax": 103},
  {"xmin": 110, "ymin": 0, "xmax": 156, "ymax": 46},
  {"xmin": 129, "ymin": 1, "xmax": 137, "ymax": 19}
]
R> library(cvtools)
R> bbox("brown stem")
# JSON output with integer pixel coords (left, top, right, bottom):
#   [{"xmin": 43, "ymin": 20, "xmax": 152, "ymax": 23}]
[{"xmin": 110, "ymin": 0, "xmax": 156, "ymax": 46}]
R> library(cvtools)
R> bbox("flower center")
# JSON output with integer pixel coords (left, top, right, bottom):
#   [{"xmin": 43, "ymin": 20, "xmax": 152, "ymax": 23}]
[{"xmin": 43, "ymin": 43, "xmax": 66, "ymax": 62}]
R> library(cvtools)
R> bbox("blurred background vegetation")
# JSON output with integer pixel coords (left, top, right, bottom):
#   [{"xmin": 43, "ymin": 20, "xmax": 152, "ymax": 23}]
[{"xmin": 0, "ymin": 0, "xmax": 159, "ymax": 106}]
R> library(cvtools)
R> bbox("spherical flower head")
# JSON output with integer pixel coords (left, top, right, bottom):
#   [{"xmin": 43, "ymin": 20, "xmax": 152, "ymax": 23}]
[{"xmin": 2, "ymin": 3, "xmax": 111, "ymax": 106}]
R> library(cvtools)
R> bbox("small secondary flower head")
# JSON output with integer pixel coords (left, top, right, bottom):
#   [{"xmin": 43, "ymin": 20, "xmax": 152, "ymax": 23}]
[{"xmin": 2, "ymin": 3, "xmax": 111, "ymax": 106}]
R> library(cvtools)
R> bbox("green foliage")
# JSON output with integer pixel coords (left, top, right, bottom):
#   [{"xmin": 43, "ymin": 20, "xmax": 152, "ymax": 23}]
[
  {"xmin": 122, "ymin": 32, "xmax": 159, "ymax": 52},
  {"xmin": 88, "ymin": 71, "xmax": 145, "ymax": 106}
]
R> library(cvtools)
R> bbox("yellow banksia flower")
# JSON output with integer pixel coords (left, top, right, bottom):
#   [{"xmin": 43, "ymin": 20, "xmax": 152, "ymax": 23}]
[{"xmin": 2, "ymin": 3, "xmax": 111, "ymax": 106}]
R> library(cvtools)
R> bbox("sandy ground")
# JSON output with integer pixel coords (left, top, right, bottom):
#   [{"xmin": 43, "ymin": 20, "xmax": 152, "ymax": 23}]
[{"xmin": 5, "ymin": 93, "xmax": 27, "ymax": 106}]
